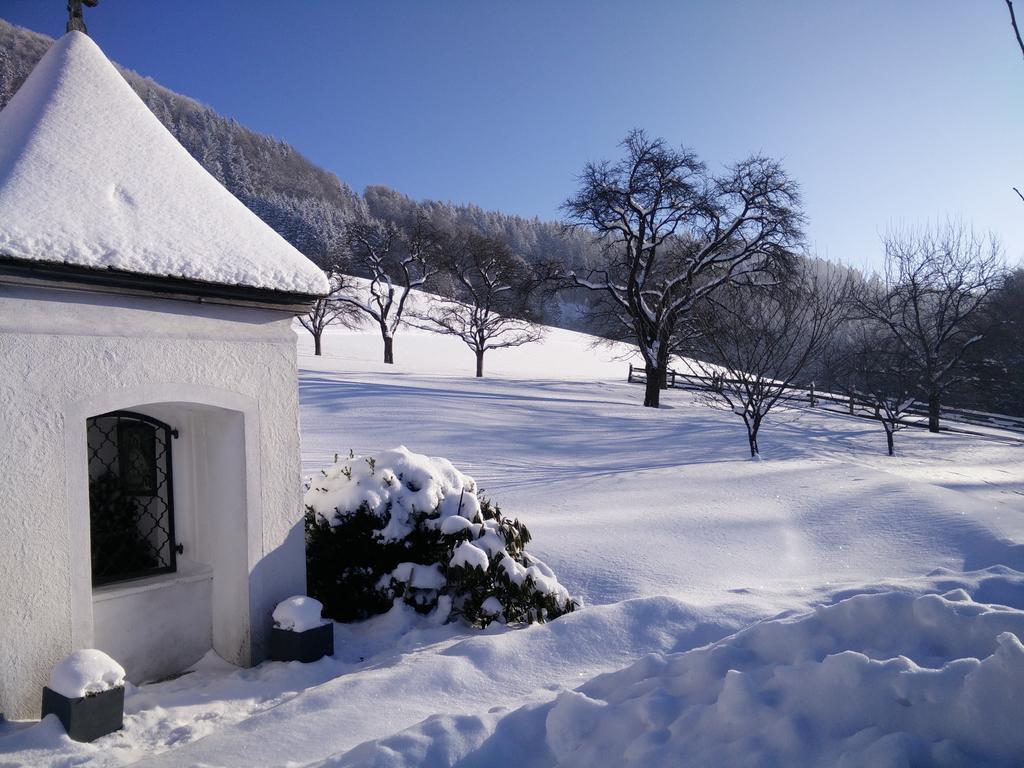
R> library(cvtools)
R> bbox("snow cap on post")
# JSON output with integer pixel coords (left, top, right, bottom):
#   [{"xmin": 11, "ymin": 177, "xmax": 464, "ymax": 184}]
[
  {"xmin": 273, "ymin": 596, "xmax": 328, "ymax": 633},
  {"xmin": 48, "ymin": 649, "xmax": 125, "ymax": 699},
  {"xmin": 0, "ymin": 32, "xmax": 329, "ymax": 296}
]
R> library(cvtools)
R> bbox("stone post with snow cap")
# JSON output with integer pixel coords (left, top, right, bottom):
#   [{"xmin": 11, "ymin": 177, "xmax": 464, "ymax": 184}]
[
  {"xmin": 41, "ymin": 649, "xmax": 125, "ymax": 742},
  {"xmin": 270, "ymin": 596, "xmax": 334, "ymax": 663}
]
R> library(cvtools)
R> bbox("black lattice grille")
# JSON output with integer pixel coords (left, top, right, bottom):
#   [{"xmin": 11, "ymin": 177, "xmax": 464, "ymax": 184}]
[{"xmin": 87, "ymin": 411, "xmax": 177, "ymax": 585}]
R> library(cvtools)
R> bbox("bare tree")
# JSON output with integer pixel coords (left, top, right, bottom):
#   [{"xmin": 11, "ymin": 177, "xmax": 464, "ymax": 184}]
[
  {"xmin": 563, "ymin": 129, "xmax": 804, "ymax": 408},
  {"xmin": 855, "ymin": 224, "xmax": 1005, "ymax": 432},
  {"xmin": 692, "ymin": 262, "xmax": 854, "ymax": 457},
  {"xmin": 338, "ymin": 214, "xmax": 438, "ymax": 364},
  {"xmin": 822, "ymin": 323, "xmax": 917, "ymax": 456},
  {"xmin": 298, "ymin": 270, "xmax": 364, "ymax": 356},
  {"xmin": 415, "ymin": 232, "xmax": 544, "ymax": 377}
]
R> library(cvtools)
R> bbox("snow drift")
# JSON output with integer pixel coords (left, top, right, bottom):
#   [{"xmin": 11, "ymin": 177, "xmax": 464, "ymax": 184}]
[
  {"xmin": 324, "ymin": 568, "xmax": 1024, "ymax": 767},
  {"xmin": 537, "ymin": 589, "xmax": 1024, "ymax": 767}
]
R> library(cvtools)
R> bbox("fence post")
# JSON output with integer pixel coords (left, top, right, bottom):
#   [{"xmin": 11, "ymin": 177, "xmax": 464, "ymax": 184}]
[
  {"xmin": 849, "ymin": 395, "xmax": 854, "ymax": 415},
  {"xmin": 670, "ymin": 370, "xmax": 676, "ymax": 387},
  {"xmin": 809, "ymin": 382, "xmax": 816, "ymax": 408},
  {"xmin": 628, "ymin": 363, "xmax": 633, "ymax": 383}
]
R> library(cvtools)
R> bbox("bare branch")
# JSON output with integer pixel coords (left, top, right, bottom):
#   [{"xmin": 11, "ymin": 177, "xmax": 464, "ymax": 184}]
[{"xmin": 1008, "ymin": 0, "xmax": 1024, "ymax": 59}]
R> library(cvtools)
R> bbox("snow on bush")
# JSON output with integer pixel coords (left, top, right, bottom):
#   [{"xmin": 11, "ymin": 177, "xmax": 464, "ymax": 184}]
[
  {"xmin": 304, "ymin": 446, "xmax": 576, "ymax": 627},
  {"xmin": 273, "ymin": 596, "xmax": 328, "ymax": 633},
  {"xmin": 48, "ymin": 649, "xmax": 125, "ymax": 699}
]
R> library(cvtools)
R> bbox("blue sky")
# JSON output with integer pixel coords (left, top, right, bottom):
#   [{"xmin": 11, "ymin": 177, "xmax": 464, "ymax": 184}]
[{"xmin": 3, "ymin": 0, "xmax": 1023, "ymax": 269}]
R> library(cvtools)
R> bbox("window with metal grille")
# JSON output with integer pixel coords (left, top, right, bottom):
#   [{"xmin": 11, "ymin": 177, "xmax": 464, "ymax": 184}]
[{"xmin": 87, "ymin": 411, "xmax": 177, "ymax": 585}]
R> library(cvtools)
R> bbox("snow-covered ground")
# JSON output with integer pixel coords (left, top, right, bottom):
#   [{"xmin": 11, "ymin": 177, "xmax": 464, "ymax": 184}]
[{"xmin": 2, "ymin": 316, "xmax": 1022, "ymax": 767}]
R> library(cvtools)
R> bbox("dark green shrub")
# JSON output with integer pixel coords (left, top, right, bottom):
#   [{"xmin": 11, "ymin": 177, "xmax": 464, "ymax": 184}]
[{"xmin": 304, "ymin": 448, "xmax": 577, "ymax": 627}]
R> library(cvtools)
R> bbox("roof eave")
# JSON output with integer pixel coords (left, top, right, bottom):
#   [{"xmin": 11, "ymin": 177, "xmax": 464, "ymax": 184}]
[{"xmin": 0, "ymin": 255, "xmax": 324, "ymax": 313}]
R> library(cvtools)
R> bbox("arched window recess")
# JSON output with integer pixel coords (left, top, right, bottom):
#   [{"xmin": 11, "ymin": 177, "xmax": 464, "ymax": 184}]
[{"xmin": 86, "ymin": 410, "xmax": 179, "ymax": 586}]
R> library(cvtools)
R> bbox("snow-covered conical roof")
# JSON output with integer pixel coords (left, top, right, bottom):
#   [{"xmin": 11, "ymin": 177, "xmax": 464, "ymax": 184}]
[{"xmin": 0, "ymin": 32, "xmax": 328, "ymax": 296}]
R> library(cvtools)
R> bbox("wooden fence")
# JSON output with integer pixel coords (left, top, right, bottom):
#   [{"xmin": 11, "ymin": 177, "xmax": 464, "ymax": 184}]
[{"xmin": 627, "ymin": 363, "xmax": 1024, "ymax": 438}]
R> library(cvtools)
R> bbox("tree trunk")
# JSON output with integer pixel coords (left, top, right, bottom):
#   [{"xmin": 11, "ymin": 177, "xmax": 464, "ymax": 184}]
[
  {"xmin": 747, "ymin": 417, "xmax": 760, "ymax": 457},
  {"xmin": 927, "ymin": 391, "xmax": 941, "ymax": 433},
  {"xmin": 314, "ymin": 331, "xmax": 322, "ymax": 357},
  {"xmin": 383, "ymin": 336, "xmax": 394, "ymax": 365},
  {"xmin": 885, "ymin": 425, "xmax": 894, "ymax": 456},
  {"xmin": 656, "ymin": 344, "xmax": 670, "ymax": 390},
  {"xmin": 475, "ymin": 349, "xmax": 485, "ymax": 378},
  {"xmin": 643, "ymin": 363, "xmax": 661, "ymax": 407}
]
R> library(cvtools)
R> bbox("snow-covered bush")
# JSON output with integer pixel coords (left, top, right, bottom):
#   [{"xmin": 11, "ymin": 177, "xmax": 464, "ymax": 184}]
[{"xmin": 304, "ymin": 447, "xmax": 576, "ymax": 627}]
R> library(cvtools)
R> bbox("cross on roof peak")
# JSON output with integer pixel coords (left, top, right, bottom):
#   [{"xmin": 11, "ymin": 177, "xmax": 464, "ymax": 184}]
[{"xmin": 67, "ymin": 0, "xmax": 99, "ymax": 35}]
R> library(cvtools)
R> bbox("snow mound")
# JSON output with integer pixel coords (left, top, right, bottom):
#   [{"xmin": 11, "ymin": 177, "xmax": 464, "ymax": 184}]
[
  {"xmin": 391, "ymin": 563, "xmax": 447, "ymax": 590},
  {"xmin": 537, "ymin": 592, "xmax": 1024, "ymax": 766},
  {"xmin": 48, "ymin": 649, "xmax": 126, "ymax": 699},
  {"xmin": 0, "ymin": 32, "xmax": 328, "ymax": 295},
  {"xmin": 450, "ymin": 540, "xmax": 489, "ymax": 571},
  {"xmin": 305, "ymin": 446, "xmax": 479, "ymax": 540},
  {"xmin": 324, "ymin": 580, "xmax": 1024, "ymax": 767},
  {"xmin": 273, "ymin": 596, "xmax": 328, "ymax": 633},
  {"xmin": 480, "ymin": 596, "xmax": 504, "ymax": 617}
]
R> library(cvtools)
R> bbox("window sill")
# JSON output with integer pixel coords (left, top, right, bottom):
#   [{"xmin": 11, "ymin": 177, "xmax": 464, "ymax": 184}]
[{"xmin": 92, "ymin": 560, "xmax": 213, "ymax": 602}]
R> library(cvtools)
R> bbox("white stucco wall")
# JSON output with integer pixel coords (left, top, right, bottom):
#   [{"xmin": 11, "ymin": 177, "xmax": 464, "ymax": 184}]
[
  {"xmin": 92, "ymin": 566, "xmax": 214, "ymax": 683},
  {"xmin": 0, "ymin": 284, "xmax": 308, "ymax": 718}
]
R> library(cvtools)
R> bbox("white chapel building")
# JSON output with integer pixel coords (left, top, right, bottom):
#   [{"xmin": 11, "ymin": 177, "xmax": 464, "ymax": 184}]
[{"xmin": 0, "ymin": 32, "xmax": 329, "ymax": 718}]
